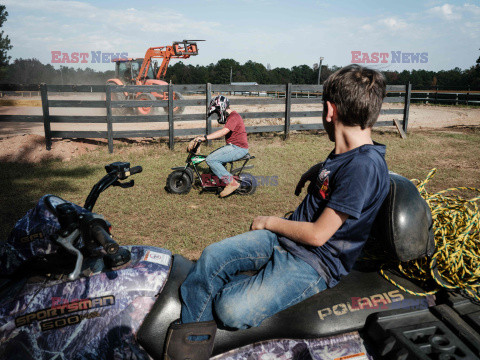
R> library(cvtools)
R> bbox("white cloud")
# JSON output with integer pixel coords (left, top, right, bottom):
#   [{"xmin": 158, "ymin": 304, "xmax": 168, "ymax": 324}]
[
  {"xmin": 462, "ymin": 3, "xmax": 480, "ymax": 16},
  {"xmin": 3, "ymin": 0, "xmax": 222, "ymax": 68},
  {"xmin": 428, "ymin": 3, "xmax": 461, "ymax": 20},
  {"xmin": 2, "ymin": 0, "xmax": 479, "ymax": 71},
  {"xmin": 379, "ymin": 17, "xmax": 408, "ymax": 30}
]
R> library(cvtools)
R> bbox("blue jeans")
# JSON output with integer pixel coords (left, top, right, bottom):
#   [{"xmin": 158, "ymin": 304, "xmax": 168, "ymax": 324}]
[
  {"xmin": 180, "ymin": 230, "xmax": 327, "ymax": 329},
  {"xmin": 205, "ymin": 144, "xmax": 248, "ymax": 184}
]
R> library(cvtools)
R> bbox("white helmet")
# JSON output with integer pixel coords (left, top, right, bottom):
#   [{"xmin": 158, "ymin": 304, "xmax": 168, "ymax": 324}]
[{"xmin": 208, "ymin": 95, "xmax": 230, "ymax": 124}]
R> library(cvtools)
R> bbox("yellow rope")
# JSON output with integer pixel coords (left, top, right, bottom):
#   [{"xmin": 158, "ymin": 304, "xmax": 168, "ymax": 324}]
[{"xmin": 380, "ymin": 168, "xmax": 480, "ymax": 300}]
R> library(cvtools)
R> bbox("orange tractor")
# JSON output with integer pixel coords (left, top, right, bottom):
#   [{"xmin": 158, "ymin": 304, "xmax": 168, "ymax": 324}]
[{"xmin": 107, "ymin": 40, "xmax": 201, "ymax": 115}]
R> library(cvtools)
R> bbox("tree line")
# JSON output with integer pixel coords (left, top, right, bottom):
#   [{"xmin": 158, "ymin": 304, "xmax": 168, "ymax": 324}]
[
  {"xmin": 2, "ymin": 56, "xmax": 480, "ymax": 90},
  {"xmin": 0, "ymin": 5, "xmax": 479, "ymax": 90}
]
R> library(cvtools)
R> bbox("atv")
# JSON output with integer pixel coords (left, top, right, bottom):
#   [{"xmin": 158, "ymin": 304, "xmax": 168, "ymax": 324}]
[{"xmin": 1, "ymin": 162, "xmax": 480, "ymax": 360}]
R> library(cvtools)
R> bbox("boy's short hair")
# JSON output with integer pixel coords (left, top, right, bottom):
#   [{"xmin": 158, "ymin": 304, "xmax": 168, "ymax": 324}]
[{"xmin": 322, "ymin": 65, "xmax": 386, "ymax": 129}]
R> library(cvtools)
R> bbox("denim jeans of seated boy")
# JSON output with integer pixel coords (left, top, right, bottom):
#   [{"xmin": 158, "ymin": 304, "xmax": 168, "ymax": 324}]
[{"xmin": 180, "ymin": 229, "xmax": 327, "ymax": 330}]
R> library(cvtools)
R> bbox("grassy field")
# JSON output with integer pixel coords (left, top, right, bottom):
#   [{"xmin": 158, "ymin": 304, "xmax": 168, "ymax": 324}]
[
  {"xmin": 1, "ymin": 128, "xmax": 479, "ymax": 259},
  {"xmin": 0, "ymin": 99, "xmax": 42, "ymax": 107}
]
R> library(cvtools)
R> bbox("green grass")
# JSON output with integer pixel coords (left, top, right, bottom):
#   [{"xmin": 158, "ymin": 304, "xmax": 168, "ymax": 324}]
[{"xmin": 1, "ymin": 128, "xmax": 479, "ymax": 259}]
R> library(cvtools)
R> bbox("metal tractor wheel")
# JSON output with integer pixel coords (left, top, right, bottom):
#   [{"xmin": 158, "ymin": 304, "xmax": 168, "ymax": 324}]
[
  {"xmin": 163, "ymin": 92, "xmax": 185, "ymax": 115},
  {"xmin": 136, "ymin": 93, "xmax": 156, "ymax": 115},
  {"xmin": 106, "ymin": 82, "xmax": 129, "ymax": 115}
]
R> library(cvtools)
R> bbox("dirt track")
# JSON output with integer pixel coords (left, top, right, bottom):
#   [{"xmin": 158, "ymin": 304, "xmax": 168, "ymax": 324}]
[{"xmin": 0, "ymin": 95, "xmax": 479, "ymax": 163}]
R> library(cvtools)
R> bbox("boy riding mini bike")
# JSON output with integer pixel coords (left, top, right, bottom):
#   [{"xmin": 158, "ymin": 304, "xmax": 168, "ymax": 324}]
[{"xmin": 166, "ymin": 95, "xmax": 256, "ymax": 196}]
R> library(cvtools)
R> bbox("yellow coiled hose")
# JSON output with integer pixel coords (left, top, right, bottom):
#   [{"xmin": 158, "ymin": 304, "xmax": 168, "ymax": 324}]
[{"xmin": 380, "ymin": 168, "xmax": 480, "ymax": 301}]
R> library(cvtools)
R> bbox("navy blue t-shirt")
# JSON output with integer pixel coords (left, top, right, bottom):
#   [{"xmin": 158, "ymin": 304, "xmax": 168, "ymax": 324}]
[{"xmin": 278, "ymin": 142, "xmax": 389, "ymax": 287}]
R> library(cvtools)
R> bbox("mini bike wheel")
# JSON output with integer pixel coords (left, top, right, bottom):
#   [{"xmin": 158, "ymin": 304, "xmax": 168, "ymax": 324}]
[
  {"xmin": 236, "ymin": 172, "xmax": 257, "ymax": 195},
  {"xmin": 166, "ymin": 170, "xmax": 192, "ymax": 194}
]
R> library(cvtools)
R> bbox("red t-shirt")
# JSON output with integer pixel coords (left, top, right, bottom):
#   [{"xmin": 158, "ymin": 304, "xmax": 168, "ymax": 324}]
[{"xmin": 225, "ymin": 111, "xmax": 248, "ymax": 149}]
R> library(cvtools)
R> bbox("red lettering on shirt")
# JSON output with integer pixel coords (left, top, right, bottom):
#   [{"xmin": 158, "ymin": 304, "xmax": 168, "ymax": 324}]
[{"xmin": 319, "ymin": 177, "xmax": 329, "ymax": 199}]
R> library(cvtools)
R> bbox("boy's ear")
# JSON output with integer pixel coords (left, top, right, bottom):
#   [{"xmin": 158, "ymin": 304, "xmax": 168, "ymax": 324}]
[{"xmin": 325, "ymin": 101, "xmax": 337, "ymax": 123}]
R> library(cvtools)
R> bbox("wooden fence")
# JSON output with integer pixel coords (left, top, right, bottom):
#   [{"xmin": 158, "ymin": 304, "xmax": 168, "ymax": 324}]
[
  {"xmin": 410, "ymin": 89, "xmax": 480, "ymax": 105},
  {"xmin": 0, "ymin": 83, "xmax": 411, "ymax": 153}
]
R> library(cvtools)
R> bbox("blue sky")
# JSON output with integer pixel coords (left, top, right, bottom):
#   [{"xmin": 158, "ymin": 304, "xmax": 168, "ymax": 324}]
[{"xmin": 2, "ymin": 0, "xmax": 479, "ymax": 72}]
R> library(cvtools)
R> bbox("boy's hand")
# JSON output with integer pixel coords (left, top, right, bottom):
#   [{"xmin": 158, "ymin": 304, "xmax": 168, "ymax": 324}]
[
  {"xmin": 294, "ymin": 162, "xmax": 323, "ymax": 196},
  {"xmin": 250, "ymin": 216, "xmax": 271, "ymax": 231}
]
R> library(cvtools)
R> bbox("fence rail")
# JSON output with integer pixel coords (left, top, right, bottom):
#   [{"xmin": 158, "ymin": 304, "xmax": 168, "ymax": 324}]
[
  {"xmin": 0, "ymin": 83, "xmax": 411, "ymax": 153},
  {"xmin": 410, "ymin": 89, "xmax": 480, "ymax": 105}
]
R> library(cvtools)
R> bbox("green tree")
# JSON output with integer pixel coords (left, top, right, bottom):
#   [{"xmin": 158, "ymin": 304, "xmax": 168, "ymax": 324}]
[{"xmin": 0, "ymin": 5, "xmax": 12, "ymax": 78}]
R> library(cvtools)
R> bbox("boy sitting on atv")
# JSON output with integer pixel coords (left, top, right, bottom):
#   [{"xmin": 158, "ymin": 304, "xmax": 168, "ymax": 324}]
[
  {"xmin": 188, "ymin": 95, "xmax": 249, "ymax": 198},
  {"xmin": 166, "ymin": 65, "xmax": 390, "ymax": 360}
]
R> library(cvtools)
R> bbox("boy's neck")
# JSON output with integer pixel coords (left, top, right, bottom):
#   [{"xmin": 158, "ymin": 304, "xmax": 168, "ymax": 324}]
[{"xmin": 333, "ymin": 123, "xmax": 373, "ymax": 154}]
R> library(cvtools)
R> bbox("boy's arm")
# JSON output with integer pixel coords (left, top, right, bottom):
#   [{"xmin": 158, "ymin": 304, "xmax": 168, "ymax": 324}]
[
  {"xmin": 251, "ymin": 207, "xmax": 348, "ymax": 247},
  {"xmin": 194, "ymin": 127, "xmax": 230, "ymax": 142}
]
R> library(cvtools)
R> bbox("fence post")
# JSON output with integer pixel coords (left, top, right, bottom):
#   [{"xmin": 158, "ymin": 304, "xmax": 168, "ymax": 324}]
[
  {"xmin": 434, "ymin": 86, "xmax": 438, "ymax": 104},
  {"xmin": 284, "ymin": 83, "xmax": 292, "ymax": 139},
  {"xmin": 105, "ymin": 84, "xmax": 114, "ymax": 153},
  {"xmin": 466, "ymin": 86, "xmax": 470, "ymax": 106},
  {"xmin": 206, "ymin": 83, "xmax": 212, "ymax": 146},
  {"xmin": 40, "ymin": 83, "xmax": 52, "ymax": 150},
  {"xmin": 168, "ymin": 82, "xmax": 174, "ymax": 150},
  {"xmin": 403, "ymin": 82, "xmax": 411, "ymax": 134}
]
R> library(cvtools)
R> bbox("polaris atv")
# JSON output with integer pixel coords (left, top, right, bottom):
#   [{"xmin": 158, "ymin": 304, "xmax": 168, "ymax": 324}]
[{"xmin": 1, "ymin": 162, "xmax": 480, "ymax": 360}]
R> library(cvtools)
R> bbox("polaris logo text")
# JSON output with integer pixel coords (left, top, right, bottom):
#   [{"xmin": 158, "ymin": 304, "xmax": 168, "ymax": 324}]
[
  {"xmin": 51, "ymin": 51, "xmax": 128, "ymax": 64},
  {"xmin": 351, "ymin": 51, "xmax": 428, "ymax": 64},
  {"xmin": 317, "ymin": 290, "xmax": 404, "ymax": 321}
]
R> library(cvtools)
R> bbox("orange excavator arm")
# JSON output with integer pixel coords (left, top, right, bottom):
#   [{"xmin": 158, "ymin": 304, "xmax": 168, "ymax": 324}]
[{"xmin": 137, "ymin": 40, "xmax": 201, "ymax": 82}]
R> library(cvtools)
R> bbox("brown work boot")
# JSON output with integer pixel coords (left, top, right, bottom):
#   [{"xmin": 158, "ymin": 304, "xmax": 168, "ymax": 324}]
[
  {"xmin": 164, "ymin": 320, "xmax": 217, "ymax": 360},
  {"xmin": 219, "ymin": 180, "xmax": 240, "ymax": 198}
]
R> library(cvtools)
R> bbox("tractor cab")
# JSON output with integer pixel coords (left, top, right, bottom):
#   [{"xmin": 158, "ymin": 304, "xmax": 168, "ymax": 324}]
[{"xmin": 114, "ymin": 58, "xmax": 156, "ymax": 84}]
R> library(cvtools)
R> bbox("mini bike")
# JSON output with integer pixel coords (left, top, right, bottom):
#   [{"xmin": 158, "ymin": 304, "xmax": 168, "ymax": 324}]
[{"xmin": 165, "ymin": 141, "xmax": 257, "ymax": 195}]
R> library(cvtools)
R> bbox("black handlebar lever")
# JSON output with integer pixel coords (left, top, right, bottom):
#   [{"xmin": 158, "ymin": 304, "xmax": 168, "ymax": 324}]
[
  {"xmin": 84, "ymin": 162, "xmax": 143, "ymax": 211},
  {"xmin": 105, "ymin": 162, "xmax": 143, "ymax": 180},
  {"xmin": 130, "ymin": 166, "xmax": 143, "ymax": 175}
]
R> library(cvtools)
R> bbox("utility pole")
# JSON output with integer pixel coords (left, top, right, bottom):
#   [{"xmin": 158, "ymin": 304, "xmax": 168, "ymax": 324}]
[{"xmin": 317, "ymin": 57, "xmax": 324, "ymax": 85}]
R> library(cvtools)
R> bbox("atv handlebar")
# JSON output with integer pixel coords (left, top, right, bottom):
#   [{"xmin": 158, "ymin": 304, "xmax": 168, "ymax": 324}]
[
  {"xmin": 84, "ymin": 162, "xmax": 142, "ymax": 211},
  {"xmin": 52, "ymin": 162, "xmax": 140, "ymax": 281},
  {"xmin": 130, "ymin": 166, "xmax": 143, "ymax": 176},
  {"xmin": 91, "ymin": 224, "xmax": 119, "ymax": 255}
]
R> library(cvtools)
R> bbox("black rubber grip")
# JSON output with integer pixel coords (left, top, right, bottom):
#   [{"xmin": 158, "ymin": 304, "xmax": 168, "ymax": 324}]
[
  {"xmin": 130, "ymin": 166, "xmax": 143, "ymax": 175},
  {"xmin": 91, "ymin": 224, "xmax": 119, "ymax": 255}
]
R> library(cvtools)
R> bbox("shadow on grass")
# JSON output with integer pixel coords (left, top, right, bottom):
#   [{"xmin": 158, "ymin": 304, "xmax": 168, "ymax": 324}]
[{"xmin": 0, "ymin": 160, "xmax": 95, "ymax": 240}]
